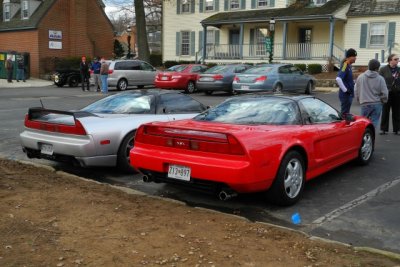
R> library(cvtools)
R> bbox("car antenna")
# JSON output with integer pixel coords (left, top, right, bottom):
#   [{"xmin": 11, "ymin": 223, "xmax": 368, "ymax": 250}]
[{"xmin": 39, "ymin": 98, "xmax": 44, "ymax": 108}]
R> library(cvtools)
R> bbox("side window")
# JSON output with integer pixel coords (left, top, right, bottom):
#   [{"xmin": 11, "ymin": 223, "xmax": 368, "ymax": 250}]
[
  {"xmin": 191, "ymin": 66, "xmax": 201, "ymax": 73},
  {"xmin": 290, "ymin": 66, "xmax": 301, "ymax": 74},
  {"xmin": 300, "ymin": 98, "xmax": 341, "ymax": 124},
  {"xmin": 158, "ymin": 94, "xmax": 205, "ymax": 114},
  {"xmin": 129, "ymin": 61, "xmax": 140, "ymax": 70},
  {"xmin": 235, "ymin": 66, "xmax": 247, "ymax": 73},
  {"xmin": 279, "ymin": 66, "xmax": 290, "ymax": 74},
  {"xmin": 114, "ymin": 62, "xmax": 125, "ymax": 70},
  {"xmin": 140, "ymin": 62, "xmax": 154, "ymax": 71}
]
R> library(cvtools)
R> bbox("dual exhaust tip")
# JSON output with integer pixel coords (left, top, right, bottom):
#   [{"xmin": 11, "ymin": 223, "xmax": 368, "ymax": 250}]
[{"xmin": 142, "ymin": 175, "xmax": 238, "ymax": 201}]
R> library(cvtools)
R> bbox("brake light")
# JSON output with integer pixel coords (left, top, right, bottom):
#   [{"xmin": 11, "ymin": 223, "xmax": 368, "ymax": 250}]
[
  {"xmin": 233, "ymin": 76, "xmax": 240, "ymax": 82},
  {"xmin": 213, "ymin": 74, "xmax": 224, "ymax": 80},
  {"xmin": 135, "ymin": 125, "xmax": 245, "ymax": 155},
  {"xmin": 108, "ymin": 69, "xmax": 114, "ymax": 74},
  {"xmin": 254, "ymin": 75, "xmax": 267, "ymax": 82},
  {"xmin": 24, "ymin": 114, "xmax": 87, "ymax": 135}
]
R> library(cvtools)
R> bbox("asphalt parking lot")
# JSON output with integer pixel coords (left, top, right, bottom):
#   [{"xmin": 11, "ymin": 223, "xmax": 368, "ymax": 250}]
[{"xmin": 1, "ymin": 83, "xmax": 399, "ymax": 255}]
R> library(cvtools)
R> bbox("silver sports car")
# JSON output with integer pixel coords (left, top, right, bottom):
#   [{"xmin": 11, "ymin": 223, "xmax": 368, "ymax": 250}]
[{"xmin": 20, "ymin": 90, "xmax": 207, "ymax": 172}]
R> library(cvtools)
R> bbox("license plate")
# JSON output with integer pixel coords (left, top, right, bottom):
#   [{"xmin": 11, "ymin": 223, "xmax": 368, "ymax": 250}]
[
  {"xmin": 161, "ymin": 76, "xmax": 168, "ymax": 80},
  {"xmin": 241, "ymin": 85, "xmax": 250, "ymax": 90},
  {"xmin": 40, "ymin": 143, "xmax": 53, "ymax": 155},
  {"xmin": 168, "ymin": 164, "xmax": 191, "ymax": 181},
  {"xmin": 199, "ymin": 77, "xmax": 213, "ymax": 82}
]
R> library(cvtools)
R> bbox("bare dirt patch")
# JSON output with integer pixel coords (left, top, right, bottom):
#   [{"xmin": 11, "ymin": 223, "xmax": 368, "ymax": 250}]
[{"xmin": 1, "ymin": 158, "xmax": 399, "ymax": 266}]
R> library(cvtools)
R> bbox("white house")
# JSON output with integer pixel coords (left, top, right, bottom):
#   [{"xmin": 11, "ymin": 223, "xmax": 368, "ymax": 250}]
[{"xmin": 162, "ymin": 0, "xmax": 399, "ymax": 68}]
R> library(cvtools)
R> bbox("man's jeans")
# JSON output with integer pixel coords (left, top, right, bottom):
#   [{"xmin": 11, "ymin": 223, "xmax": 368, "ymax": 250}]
[
  {"xmin": 339, "ymin": 94, "xmax": 353, "ymax": 114},
  {"xmin": 101, "ymin": 75, "xmax": 108, "ymax": 93},
  {"xmin": 361, "ymin": 103, "xmax": 382, "ymax": 129}
]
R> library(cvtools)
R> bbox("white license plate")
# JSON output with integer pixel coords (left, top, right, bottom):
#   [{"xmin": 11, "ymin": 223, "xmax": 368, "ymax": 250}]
[
  {"xmin": 241, "ymin": 85, "xmax": 250, "ymax": 90},
  {"xmin": 161, "ymin": 76, "xmax": 168, "ymax": 80},
  {"xmin": 168, "ymin": 165, "xmax": 191, "ymax": 181},
  {"xmin": 199, "ymin": 77, "xmax": 213, "ymax": 82},
  {"xmin": 40, "ymin": 143, "xmax": 53, "ymax": 155}
]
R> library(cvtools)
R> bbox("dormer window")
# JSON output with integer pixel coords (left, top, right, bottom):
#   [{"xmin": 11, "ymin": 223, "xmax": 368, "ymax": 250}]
[
  {"xmin": 22, "ymin": 0, "xmax": 29, "ymax": 19},
  {"xmin": 4, "ymin": 4, "xmax": 10, "ymax": 21}
]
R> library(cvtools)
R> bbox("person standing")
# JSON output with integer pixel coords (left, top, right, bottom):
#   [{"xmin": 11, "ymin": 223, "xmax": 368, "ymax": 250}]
[
  {"xmin": 336, "ymin": 48, "xmax": 357, "ymax": 115},
  {"xmin": 16, "ymin": 56, "xmax": 26, "ymax": 82},
  {"xmin": 90, "ymin": 57, "xmax": 101, "ymax": 92},
  {"xmin": 379, "ymin": 54, "xmax": 400, "ymax": 135},
  {"xmin": 100, "ymin": 58, "xmax": 109, "ymax": 94},
  {"xmin": 79, "ymin": 56, "xmax": 90, "ymax": 91},
  {"xmin": 5, "ymin": 55, "xmax": 13, "ymax": 83},
  {"xmin": 355, "ymin": 59, "xmax": 388, "ymax": 129}
]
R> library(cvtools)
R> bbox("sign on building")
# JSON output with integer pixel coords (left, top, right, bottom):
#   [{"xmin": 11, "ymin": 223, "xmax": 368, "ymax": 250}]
[
  {"xmin": 49, "ymin": 30, "xmax": 62, "ymax": 40},
  {"xmin": 49, "ymin": 41, "xmax": 62, "ymax": 49}
]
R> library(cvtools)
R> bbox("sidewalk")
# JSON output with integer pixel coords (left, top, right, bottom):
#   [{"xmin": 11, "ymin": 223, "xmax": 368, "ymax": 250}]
[{"xmin": 0, "ymin": 78, "xmax": 53, "ymax": 88}]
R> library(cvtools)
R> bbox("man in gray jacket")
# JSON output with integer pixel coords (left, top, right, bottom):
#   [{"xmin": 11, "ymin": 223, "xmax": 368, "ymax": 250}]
[{"xmin": 355, "ymin": 59, "xmax": 388, "ymax": 129}]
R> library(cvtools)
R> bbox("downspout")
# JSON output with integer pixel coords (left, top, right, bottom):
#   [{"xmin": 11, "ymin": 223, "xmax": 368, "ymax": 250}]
[
  {"xmin": 202, "ymin": 23, "xmax": 207, "ymax": 64},
  {"xmin": 282, "ymin": 22, "xmax": 288, "ymax": 60},
  {"xmin": 329, "ymin": 16, "xmax": 335, "ymax": 60},
  {"xmin": 239, "ymin": 23, "xmax": 244, "ymax": 59}
]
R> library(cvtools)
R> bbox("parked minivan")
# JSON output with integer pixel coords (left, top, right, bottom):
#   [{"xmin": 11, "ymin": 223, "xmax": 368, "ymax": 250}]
[{"xmin": 107, "ymin": 60, "xmax": 158, "ymax": 90}]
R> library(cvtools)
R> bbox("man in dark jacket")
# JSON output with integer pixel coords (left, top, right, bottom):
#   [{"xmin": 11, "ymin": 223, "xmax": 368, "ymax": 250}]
[
  {"xmin": 336, "ymin": 48, "xmax": 357, "ymax": 114},
  {"xmin": 5, "ymin": 55, "xmax": 13, "ymax": 83},
  {"xmin": 379, "ymin": 54, "xmax": 400, "ymax": 135},
  {"xmin": 80, "ymin": 56, "xmax": 90, "ymax": 91}
]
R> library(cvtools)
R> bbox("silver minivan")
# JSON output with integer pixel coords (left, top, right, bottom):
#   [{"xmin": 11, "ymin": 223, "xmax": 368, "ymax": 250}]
[{"xmin": 107, "ymin": 60, "xmax": 158, "ymax": 90}]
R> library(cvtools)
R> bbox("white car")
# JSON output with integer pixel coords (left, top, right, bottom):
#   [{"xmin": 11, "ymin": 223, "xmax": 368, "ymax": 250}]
[{"xmin": 20, "ymin": 90, "xmax": 207, "ymax": 173}]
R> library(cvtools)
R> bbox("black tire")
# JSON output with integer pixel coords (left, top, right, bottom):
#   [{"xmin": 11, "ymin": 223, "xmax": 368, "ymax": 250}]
[
  {"xmin": 68, "ymin": 76, "xmax": 79, "ymax": 87},
  {"xmin": 185, "ymin": 81, "xmax": 196, "ymax": 94},
  {"xmin": 273, "ymin": 83, "xmax": 283, "ymax": 93},
  {"xmin": 357, "ymin": 128, "xmax": 374, "ymax": 165},
  {"xmin": 55, "ymin": 83, "xmax": 64, "ymax": 87},
  {"xmin": 305, "ymin": 81, "xmax": 313, "ymax": 95},
  {"xmin": 205, "ymin": 90, "xmax": 213, "ymax": 95},
  {"xmin": 137, "ymin": 85, "xmax": 144, "ymax": 89},
  {"xmin": 267, "ymin": 150, "xmax": 305, "ymax": 206},
  {"xmin": 117, "ymin": 79, "xmax": 128, "ymax": 91},
  {"xmin": 117, "ymin": 131, "xmax": 137, "ymax": 173}
]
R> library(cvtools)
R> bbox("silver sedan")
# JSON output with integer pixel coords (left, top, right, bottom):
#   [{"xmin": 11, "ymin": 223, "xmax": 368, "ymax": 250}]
[
  {"xmin": 232, "ymin": 64, "xmax": 315, "ymax": 94},
  {"xmin": 20, "ymin": 90, "xmax": 207, "ymax": 173}
]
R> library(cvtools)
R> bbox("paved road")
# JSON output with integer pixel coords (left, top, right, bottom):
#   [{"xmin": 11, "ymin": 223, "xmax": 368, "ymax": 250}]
[{"xmin": 1, "ymin": 85, "xmax": 399, "ymax": 254}]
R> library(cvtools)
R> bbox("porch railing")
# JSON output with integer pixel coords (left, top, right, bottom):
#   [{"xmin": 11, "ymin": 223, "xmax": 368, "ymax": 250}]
[{"xmin": 203, "ymin": 43, "xmax": 344, "ymax": 61}]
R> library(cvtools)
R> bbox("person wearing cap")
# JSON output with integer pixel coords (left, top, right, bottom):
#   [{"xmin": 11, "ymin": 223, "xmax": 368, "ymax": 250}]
[
  {"xmin": 336, "ymin": 48, "xmax": 357, "ymax": 114},
  {"xmin": 90, "ymin": 57, "xmax": 102, "ymax": 92},
  {"xmin": 379, "ymin": 54, "xmax": 400, "ymax": 135},
  {"xmin": 355, "ymin": 59, "xmax": 388, "ymax": 129},
  {"xmin": 79, "ymin": 56, "xmax": 90, "ymax": 91}
]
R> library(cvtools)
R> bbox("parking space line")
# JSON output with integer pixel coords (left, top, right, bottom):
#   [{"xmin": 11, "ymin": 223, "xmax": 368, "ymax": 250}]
[{"xmin": 306, "ymin": 176, "xmax": 400, "ymax": 230}]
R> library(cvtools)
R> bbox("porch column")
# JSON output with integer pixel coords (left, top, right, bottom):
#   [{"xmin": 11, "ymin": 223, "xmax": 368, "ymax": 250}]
[
  {"xmin": 202, "ymin": 24, "xmax": 207, "ymax": 64},
  {"xmin": 282, "ymin": 22, "xmax": 288, "ymax": 60},
  {"xmin": 329, "ymin": 16, "xmax": 335, "ymax": 60},
  {"xmin": 239, "ymin": 23, "xmax": 244, "ymax": 59}
]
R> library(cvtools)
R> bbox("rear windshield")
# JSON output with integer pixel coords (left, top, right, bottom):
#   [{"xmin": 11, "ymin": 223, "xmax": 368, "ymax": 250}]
[
  {"xmin": 82, "ymin": 94, "xmax": 154, "ymax": 114},
  {"xmin": 167, "ymin": 65, "xmax": 187, "ymax": 72},
  {"xmin": 204, "ymin": 65, "xmax": 232, "ymax": 74},
  {"xmin": 243, "ymin": 67, "xmax": 273, "ymax": 74}
]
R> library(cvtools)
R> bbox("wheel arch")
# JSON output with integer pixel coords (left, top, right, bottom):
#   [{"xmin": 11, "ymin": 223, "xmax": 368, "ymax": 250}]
[{"xmin": 281, "ymin": 145, "xmax": 308, "ymax": 172}]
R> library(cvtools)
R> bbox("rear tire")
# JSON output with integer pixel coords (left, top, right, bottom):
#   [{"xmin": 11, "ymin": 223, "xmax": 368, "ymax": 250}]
[
  {"xmin": 117, "ymin": 131, "xmax": 137, "ymax": 173},
  {"xmin": 273, "ymin": 83, "xmax": 282, "ymax": 93},
  {"xmin": 185, "ymin": 81, "xmax": 196, "ymax": 94},
  {"xmin": 305, "ymin": 81, "xmax": 313, "ymax": 95},
  {"xmin": 267, "ymin": 150, "xmax": 305, "ymax": 206},
  {"xmin": 68, "ymin": 76, "xmax": 79, "ymax": 87},
  {"xmin": 357, "ymin": 128, "xmax": 374, "ymax": 165},
  {"xmin": 117, "ymin": 79, "xmax": 128, "ymax": 91}
]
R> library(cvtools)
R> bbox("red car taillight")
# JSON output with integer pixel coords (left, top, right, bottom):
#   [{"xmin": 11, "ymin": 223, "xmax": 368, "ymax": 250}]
[
  {"xmin": 108, "ymin": 69, "xmax": 114, "ymax": 74},
  {"xmin": 24, "ymin": 114, "xmax": 87, "ymax": 135},
  {"xmin": 136, "ymin": 125, "xmax": 245, "ymax": 155},
  {"xmin": 254, "ymin": 75, "xmax": 267, "ymax": 82},
  {"xmin": 213, "ymin": 74, "xmax": 224, "ymax": 80},
  {"xmin": 233, "ymin": 76, "xmax": 240, "ymax": 82}
]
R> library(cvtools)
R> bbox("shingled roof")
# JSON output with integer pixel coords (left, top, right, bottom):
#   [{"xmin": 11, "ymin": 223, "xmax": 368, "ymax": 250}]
[
  {"xmin": 347, "ymin": 0, "xmax": 400, "ymax": 17},
  {"xmin": 201, "ymin": 0, "xmax": 350, "ymax": 26}
]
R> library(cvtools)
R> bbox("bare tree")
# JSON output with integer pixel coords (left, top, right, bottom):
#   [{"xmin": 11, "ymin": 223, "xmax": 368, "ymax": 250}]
[{"xmin": 134, "ymin": 0, "xmax": 150, "ymax": 62}]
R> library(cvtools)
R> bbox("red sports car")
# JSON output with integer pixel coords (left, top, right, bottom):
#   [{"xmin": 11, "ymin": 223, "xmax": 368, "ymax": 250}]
[
  {"xmin": 155, "ymin": 64, "xmax": 208, "ymax": 93},
  {"xmin": 130, "ymin": 94, "xmax": 374, "ymax": 206}
]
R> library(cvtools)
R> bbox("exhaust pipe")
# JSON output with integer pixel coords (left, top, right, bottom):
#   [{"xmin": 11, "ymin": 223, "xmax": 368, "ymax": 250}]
[
  {"xmin": 142, "ymin": 175, "xmax": 153, "ymax": 183},
  {"xmin": 218, "ymin": 190, "xmax": 238, "ymax": 201}
]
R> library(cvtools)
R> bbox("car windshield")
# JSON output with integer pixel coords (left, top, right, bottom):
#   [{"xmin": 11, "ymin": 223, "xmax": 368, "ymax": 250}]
[
  {"xmin": 204, "ymin": 65, "xmax": 232, "ymax": 74},
  {"xmin": 82, "ymin": 93, "xmax": 154, "ymax": 114},
  {"xmin": 167, "ymin": 65, "xmax": 187, "ymax": 72},
  {"xmin": 243, "ymin": 66, "xmax": 273, "ymax": 74},
  {"xmin": 194, "ymin": 97, "xmax": 300, "ymax": 125}
]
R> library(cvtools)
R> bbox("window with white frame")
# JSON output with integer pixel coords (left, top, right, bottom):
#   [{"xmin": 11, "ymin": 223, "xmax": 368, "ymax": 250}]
[
  {"xmin": 4, "ymin": 4, "xmax": 10, "ymax": 21},
  {"xmin": 181, "ymin": 0, "xmax": 190, "ymax": 13},
  {"xmin": 22, "ymin": 0, "xmax": 29, "ymax": 19},
  {"xmin": 205, "ymin": 0, "xmax": 214, "ymax": 11},
  {"xmin": 207, "ymin": 30, "xmax": 215, "ymax": 45},
  {"xmin": 230, "ymin": 0, "xmax": 240, "ymax": 9},
  {"xmin": 181, "ymin": 31, "xmax": 190, "ymax": 56},
  {"xmin": 256, "ymin": 28, "xmax": 269, "ymax": 55},
  {"xmin": 369, "ymin": 23, "xmax": 385, "ymax": 46},
  {"xmin": 258, "ymin": 0, "xmax": 268, "ymax": 7}
]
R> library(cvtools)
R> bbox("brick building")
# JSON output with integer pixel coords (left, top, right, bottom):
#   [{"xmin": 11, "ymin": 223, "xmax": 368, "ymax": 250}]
[{"xmin": 0, "ymin": 0, "xmax": 114, "ymax": 78}]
